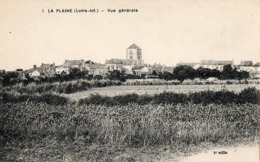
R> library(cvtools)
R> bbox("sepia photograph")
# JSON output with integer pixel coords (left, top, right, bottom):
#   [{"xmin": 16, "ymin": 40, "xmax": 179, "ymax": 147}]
[{"xmin": 0, "ymin": 0, "xmax": 259, "ymax": 161}]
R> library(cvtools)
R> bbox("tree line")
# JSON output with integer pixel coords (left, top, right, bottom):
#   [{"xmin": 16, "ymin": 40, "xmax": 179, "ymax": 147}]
[
  {"xmin": 158, "ymin": 64, "xmax": 249, "ymax": 82},
  {"xmin": 0, "ymin": 64, "xmax": 250, "ymax": 86}
]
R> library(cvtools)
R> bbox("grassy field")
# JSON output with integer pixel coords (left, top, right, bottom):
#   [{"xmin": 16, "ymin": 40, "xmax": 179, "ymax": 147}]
[
  {"xmin": 1, "ymin": 102, "xmax": 259, "ymax": 161},
  {"xmin": 1, "ymin": 84, "xmax": 259, "ymax": 161},
  {"xmin": 64, "ymin": 84, "xmax": 260, "ymax": 100}
]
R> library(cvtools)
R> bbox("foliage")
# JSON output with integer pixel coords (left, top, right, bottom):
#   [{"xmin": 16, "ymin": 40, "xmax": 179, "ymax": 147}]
[
  {"xmin": 0, "ymin": 93, "xmax": 68, "ymax": 105},
  {"xmin": 2, "ymin": 79, "xmax": 121, "ymax": 95},
  {"xmin": 78, "ymin": 87, "xmax": 260, "ymax": 106},
  {"xmin": 107, "ymin": 70, "xmax": 127, "ymax": 82},
  {"xmin": 173, "ymin": 65, "xmax": 197, "ymax": 82},
  {"xmin": 0, "ymin": 103, "xmax": 259, "ymax": 149},
  {"xmin": 1, "ymin": 74, "xmax": 11, "ymax": 87},
  {"xmin": 158, "ymin": 71, "xmax": 174, "ymax": 81}
]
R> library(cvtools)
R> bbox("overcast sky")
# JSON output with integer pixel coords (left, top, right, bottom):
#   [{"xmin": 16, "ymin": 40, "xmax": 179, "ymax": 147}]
[{"xmin": 1, "ymin": 0, "xmax": 259, "ymax": 70}]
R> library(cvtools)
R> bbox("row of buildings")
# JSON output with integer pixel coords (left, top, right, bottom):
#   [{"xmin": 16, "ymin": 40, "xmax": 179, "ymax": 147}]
[
  {"xmin": 5, "ymin": 43, "xmax": 260, "ymax": 80},
  {"xmin": 177, "ymin": 60, "xmax": 260, "ymax": 78},
  {"xmin": 24, "ymin": 44, "xmax": 173, "ymax": 80}
]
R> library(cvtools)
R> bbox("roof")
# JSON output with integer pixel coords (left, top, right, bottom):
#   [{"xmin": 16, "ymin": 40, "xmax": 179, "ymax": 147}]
[
  {"xmin": 201, "ymin": 60, "xmax": 215, "ymax": 65},
  {"xmin": 132, "ymin": 66, "xmax": 144, "ymax": 70},
  {"xmin": 127, "ymin": 44, "xmax": 141, "ymax": 50},
  {"xmin": 40, "ymin": 63, "xmax": 55, "ymax": 68},
  {"xmin": 105, "ymin": 59, "xmax": 137, "ymax": 65},
  {"xmin": 177, "ymin": 62, "xmax": 199, "ymax": 67},
  {"xmin": 162, "ymin": 66, "xmax": 174, "ymax": 73},
  {"xmin": 56, "ymin": 65, "xmax": 69, "ymax": 68},
  {"xmin": 28, "ymin": 66, "xmax": 56, "ymax": 77},
  {"xmin": 28, "ymin": 68, "xmax": 43, "ymax": 73},
  {"xmin": 152, "ymin": 66, "xmax": 163, "ymax": 72},
  {"xmin": 240, "ymin": 61, "xmax": 253, "ymax": 66},
  {"xmin": 201, "ymin": 60, "xmax": 233, "ymax": 65},
  {"xmin": 86, "ymin": 64, "xmax": 106, "ymax": 69},
  {"xmin": 85, "ymin": 60, "xmax": 95, "ymax": 64},
  {"xmin": 254, "ymin": 62, "xmax": 260, "ymax": 67},
  {"xmin": 214, "ymin": 61, "xmax": 233, "ymax": 65},
  {"xmin": 28, "ymin": 68, "xmax": 46, "ymax": 76},
  {"xmin": 64, "ymin": 60, "xmax": 84, "ymax": 66}
]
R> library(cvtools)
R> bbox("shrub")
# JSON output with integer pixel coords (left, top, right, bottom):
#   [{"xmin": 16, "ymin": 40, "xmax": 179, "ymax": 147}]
[
  {"xmin": 78, "ymin": 87, "xmax": 259, "ymax": 106},
  {"xmin": 2, "ymin": 79, "xmax": 121, "ymax": 95},
  {"xmin": 0, "ymin": 103, "xmax": 259, "ymax": 147},
  {"xmin": 0, "ymin": 92, "xmax": 68, "ymax": 105},
  {"xmin": 238, "ymin": 87, "xmax": 260, "ymax": 104}
]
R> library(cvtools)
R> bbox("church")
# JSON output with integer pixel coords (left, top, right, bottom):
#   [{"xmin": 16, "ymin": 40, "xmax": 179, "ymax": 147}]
[
  {"xmin": 126, "ymin": 44, "xmax": 144, "ymax": 65},
  {"xmin": 105, "ymin": 44, "xmax": 144, "ymax": 72}
]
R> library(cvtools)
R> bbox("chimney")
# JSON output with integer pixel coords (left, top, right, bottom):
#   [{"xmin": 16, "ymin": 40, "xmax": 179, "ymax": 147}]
[{"xmin": 33, "ymin": 65, "xmax": 37, "ymax": 69}]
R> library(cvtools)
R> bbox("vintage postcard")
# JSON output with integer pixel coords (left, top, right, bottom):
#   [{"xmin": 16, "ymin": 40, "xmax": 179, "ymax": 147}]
[{"xmin": 0, "ymin": 0, "xmax": 259, "ymax": 161}]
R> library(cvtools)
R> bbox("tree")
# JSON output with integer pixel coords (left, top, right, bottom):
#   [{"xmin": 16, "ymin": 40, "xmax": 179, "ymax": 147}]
[
  {"xmin": 210, "ymin": 69, "xmax": 221, "ymax": 78},
  {"xmin": 68, "ymin": 68, "xmax": 86, "ymax": 80},
  {"xmin": 158, "ymin": 71, "xmax": 173, "ymax": 81},
  {"xmin": 237, "ymin": 70, "xmax": 250, "ymax": 81},
  {"xmin": 173, "ymin": 65, "xmax": 197, "ymax": 82},
  {"xmin": 2, "ymin": 74, "xmax": 11, "ymax": 86},
  {"xmin": 16, "ymin": 69, "xmax": 23, "ymax": 72},
  {"xmin": 197, "ymin": 67, "xmax": 211, "ymax": 79},
  {"xmin": 220, "ymin": 64, "xmax": 236, "ymax": 79}
]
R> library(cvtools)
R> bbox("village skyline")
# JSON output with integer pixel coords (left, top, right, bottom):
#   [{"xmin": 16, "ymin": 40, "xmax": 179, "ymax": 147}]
[
  {"xmin": 1, "ymin": 51, "xmax": 260, "ymax": 72},
  {"xmin": 1, "ymin": 42, "xmax": 260, "ymax": 71},
  {"xmin": 1, "ymin": 57, "xmax": 260, "ymax": 72},
  {"xmin": 1, "ymin": 0, "xmax": 259, "ymax": 71}
]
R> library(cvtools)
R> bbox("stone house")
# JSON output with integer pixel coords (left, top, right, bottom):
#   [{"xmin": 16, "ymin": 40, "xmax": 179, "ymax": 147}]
[
  {"xmin": 254, "ymin": 62, "xmax": 260, "ymax": 72},
  {"xmin": 200, "ymin": 60, "xmax": 234, "ymax": 71},
  {"xmin": 84, "ymin": 63, "xmax": 108, "ymax": 77},
  {"xmin": 239, "ymin": 61, "xmax": 254, "ymax": 72},
  {"xmin": 28, "ymin": 63, "xmax": 56, "ymax": 79},
  {"xmin": 176, "ymin": 62, "xmax": 201, "ymax": 70},
  {"xmin": 132, "ymin": 66, "xmax": 155, "ymax": 78},
  {"xmin": 252, "ymin": 62, "xmax": 260, "ymax": 78},
  {"xmin": 63, "ymin": 60, "xmax": 85, "ymax": 71},
  {"xmin": 56, "ymin": 65, "xmax": 70, "ymax": 75}
]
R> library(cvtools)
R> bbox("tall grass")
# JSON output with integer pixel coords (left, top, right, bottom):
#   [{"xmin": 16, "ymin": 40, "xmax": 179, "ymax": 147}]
[
  {"xmin": 1, "ymin": 103, "xmax": 259, "ymax": 148},
  {"xmin": 78, "ymin": 87, "xmax": 260, "ymax": 106},
  {"xmin": 1, "ymin": 87, "xmax": 259, "ymax": 106},
  {"xmin": 123, "ymin": 79, "xmax": 260, "ymax": 86},
  {"xmin": 0, "ymin": 93, "xmax": 68, "ymax": 105},
  {"xmin": 3, "ymin": 79, "xmax": 121, "ymax": 94}
]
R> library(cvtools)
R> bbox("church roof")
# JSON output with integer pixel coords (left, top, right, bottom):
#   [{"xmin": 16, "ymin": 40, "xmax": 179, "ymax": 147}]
[
  {"xmin": 127, "ymin": 44, "xmax": 141, "ymax": 50},
  {"xmin": 105, "ymin": 59, "xmax": 137, "ymax": 65}
]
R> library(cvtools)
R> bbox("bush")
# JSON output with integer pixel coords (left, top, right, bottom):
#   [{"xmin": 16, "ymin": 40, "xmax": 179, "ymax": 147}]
[
  {"xmin": 3, "ymin": 79, "xmax": 121, "ymax": 95},
  {"xmin": 0, "ymin": 103, "xmax": 259, "ymax": 147},
  {"xmin": 0, "ymin": 92, "xmax": 68, "ymax": 105},
  {"xmin": 238, "ymin": 87, "xmax": 260, "ymax": 104},
  {"xmin": 78, "ymin": 87, "xmax": 260, "ymax": 106}
]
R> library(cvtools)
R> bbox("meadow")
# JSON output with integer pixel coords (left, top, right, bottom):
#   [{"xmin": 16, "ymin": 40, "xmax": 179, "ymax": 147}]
[
  {"xmin": 0, "ymin": 86, "xmax": 259, "ymax": 161},
  {"xmin": 1, "ymin": 102, "xmax": 259, "ymax": 161},
  {"xmin": 64, "ymin": 84, "xmax": 260, "ymax": 100},
  {"xmin": 1, "ymin": 79, "xmax": 121, "ymax": 95}
]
